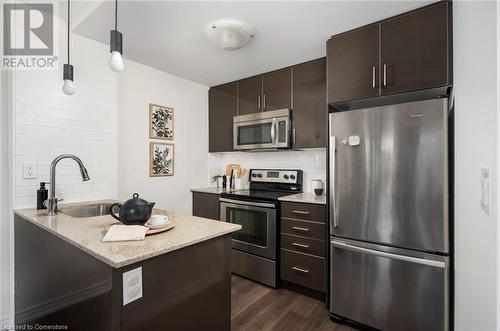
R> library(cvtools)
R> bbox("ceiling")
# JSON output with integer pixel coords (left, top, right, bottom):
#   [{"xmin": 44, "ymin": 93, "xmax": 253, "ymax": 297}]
[{"xmin": 74, "ymin": 1, "xmax": 432, "ymax": 87}]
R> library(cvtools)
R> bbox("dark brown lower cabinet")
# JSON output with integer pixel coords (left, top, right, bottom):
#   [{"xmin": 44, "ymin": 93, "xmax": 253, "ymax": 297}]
[
  {"xmin": 15, "ymin": 214, "xmax": 232, "ymax": 331},
  {"xmin": 280, "ymin": 202, "xmax": 326, "ymax": 295},
  {"xmin": 192, "ymin": 192, "xmax": 221, "ymax": 220},
  {"xmin": 281, "ymin": 250, "xmax": 325, "ymax": 292}
]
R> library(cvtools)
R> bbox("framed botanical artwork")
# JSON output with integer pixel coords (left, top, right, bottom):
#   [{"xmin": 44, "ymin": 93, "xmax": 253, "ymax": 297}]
[
  {"xmin": 149, "ymin": 103, "xmax": 174, "ymax": 140},
  {"xmin": 149, "ymin": 142, "xmax": 174, "ymax": 177}
]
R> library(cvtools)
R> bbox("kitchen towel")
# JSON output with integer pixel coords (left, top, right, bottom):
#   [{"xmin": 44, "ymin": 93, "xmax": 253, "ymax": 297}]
[{"xmin": 102, "ymin": 225, "xmax": 148, "ymax": 242}]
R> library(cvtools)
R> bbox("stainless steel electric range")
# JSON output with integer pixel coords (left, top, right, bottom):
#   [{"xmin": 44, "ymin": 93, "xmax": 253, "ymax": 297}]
[{"xmin": 220, "ymin": 169, "xmax": 303, "ymax": 287}]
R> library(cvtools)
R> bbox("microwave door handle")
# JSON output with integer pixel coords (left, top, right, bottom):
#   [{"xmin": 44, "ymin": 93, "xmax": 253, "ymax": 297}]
[{"xmin": 271, "ymin": 119, "xmax": 277, "ymax": 145}]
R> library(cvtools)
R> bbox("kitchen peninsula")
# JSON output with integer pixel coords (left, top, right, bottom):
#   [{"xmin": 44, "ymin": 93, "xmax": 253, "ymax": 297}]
[{"xmin": 14, "ymin": 200, "xmax": 240, "ymax": 331}]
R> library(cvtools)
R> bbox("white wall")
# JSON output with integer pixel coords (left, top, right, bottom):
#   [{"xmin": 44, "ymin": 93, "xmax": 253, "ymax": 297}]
[
  {"xmin": 209, "ymin": 150, "xmax": 326, "ymax": 193},
  {"xmin": 454, "ymin": 2, "xmax": 498, "ymax": 330},
  {"xmin": 117, "ymin": 60, "xmax": 209, "ymax": 214},
  {"xmin": 14, "ymin": 32, "xmax": 117, "ymax": 208},
  {"xmin": 497, "ymin": 1, "xmax": 500, "ymax": 328},
  {"xmin": 1, "ymin": 71, "xmax": 14, "ymax": 328}
]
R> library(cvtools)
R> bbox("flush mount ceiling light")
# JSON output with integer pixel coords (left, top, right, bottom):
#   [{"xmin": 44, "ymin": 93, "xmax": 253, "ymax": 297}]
[{"xmin": 206, "ymin": 20, "xmax": 254, "ymax": 50}]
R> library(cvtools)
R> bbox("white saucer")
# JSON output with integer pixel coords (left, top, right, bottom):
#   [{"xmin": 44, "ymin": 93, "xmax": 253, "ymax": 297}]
[{"xmin": 145, "ymin": 216, "xmax": 170, "ymax": 229}]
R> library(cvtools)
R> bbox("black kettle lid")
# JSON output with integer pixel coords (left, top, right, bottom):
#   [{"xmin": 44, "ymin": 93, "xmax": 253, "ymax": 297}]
[{"xmin": 125, "ymin": 193, "xmax": 151, "ymax": 206}]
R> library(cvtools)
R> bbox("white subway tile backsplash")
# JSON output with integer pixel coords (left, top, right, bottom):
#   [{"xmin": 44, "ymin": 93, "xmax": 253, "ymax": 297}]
[
  {"xmin": 25, "ymin": 84, "xmax": 50, "ymax": 97},
  {"xmin": 37, "ymin": 96, "xmax": 61, "ymax": 109},
  {"xmin": 14, "ymin": 33, "xmax": 117, "ymax": 208},
  {"xmin": 211, "ymin": 149, "xmax": 327, "ymax": 193}
]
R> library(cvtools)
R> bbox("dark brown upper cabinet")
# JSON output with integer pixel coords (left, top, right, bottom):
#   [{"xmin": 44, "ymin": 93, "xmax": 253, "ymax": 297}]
[
  {"xmin": 293, "ymin": 58, "xmax": 327, "ymax": 149},
  {"xmin": 327, "ymin": 1, "xmax": 451, "ymax": 104},
  {"xmin": 209, "ymin": 82, "xmax": 237, "ymax": 152},
  {"xmin": 262, "ymin": 68, "xmax": 292, "ymax": 111},
  {"xmin": 380, "ymin": 1, "xmax": 451, "ymax": 94},
  {"xmin": 209, "ymin": 62, "xmax": 326, "ymax": 151},
  {"xmin": 327, "ymin": 24, "xmax": 380, "ymax": 104},
  {"xmin": 238, "ymin": 75, "xmax": 262, "ymax": 115}
]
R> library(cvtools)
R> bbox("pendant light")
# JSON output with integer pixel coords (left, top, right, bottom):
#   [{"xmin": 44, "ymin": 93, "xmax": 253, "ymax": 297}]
[
  {"xmin": 62, "ymin": 0, "xmax": 75, "ymax": 95},
  {"xmin": 109, "ymin": 0, "xmax": 124, "ymax": 72}
]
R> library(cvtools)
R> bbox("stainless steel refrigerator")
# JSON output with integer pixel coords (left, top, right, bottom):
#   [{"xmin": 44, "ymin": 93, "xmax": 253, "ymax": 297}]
[{"xmin": 328, "ymin": 98, "xmax": 450, "ymax": 331}]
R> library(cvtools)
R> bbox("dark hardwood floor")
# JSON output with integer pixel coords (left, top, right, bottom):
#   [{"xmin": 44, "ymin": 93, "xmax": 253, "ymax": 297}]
[{"xmin": 231, "ymin": 275, "xmax": 358, "ymax": 331}]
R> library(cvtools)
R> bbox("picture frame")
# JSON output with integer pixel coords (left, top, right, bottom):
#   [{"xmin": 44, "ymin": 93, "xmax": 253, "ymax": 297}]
[
  {"xmin": 149, "ymin": 142, "xmax": 174, "ymax": 177},
  {"xmin": 149, "ymin": 103, "xmax": 174, "ymax": 140}
]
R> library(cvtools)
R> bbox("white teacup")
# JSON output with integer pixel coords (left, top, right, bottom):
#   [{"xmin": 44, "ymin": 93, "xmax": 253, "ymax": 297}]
[{"xmin": 149, "ymin": 214, "xmax": 168, "ymax": 226}]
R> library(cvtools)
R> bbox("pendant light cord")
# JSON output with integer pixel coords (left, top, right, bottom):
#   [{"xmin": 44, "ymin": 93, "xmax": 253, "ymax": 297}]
[
  {"xmin": 67, "ymin": 0, "xmax": 70, "ymax": 65},
  {"xmin": 115, "ymin": 0, "xmax": 118, "ymax": 31}
]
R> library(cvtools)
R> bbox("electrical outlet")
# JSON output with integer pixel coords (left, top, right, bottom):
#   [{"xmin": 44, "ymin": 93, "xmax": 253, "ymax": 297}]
[
  {"xmin": 480, "ymin": 168, "xmax": 491, "ymax": 216},
  {"xmin": 23, "ymin": 162, "xmax": 37, "ymax": 179},
  {"xmin": 123, "ymin": 267, "xmax": 142, "ymax": 305}
]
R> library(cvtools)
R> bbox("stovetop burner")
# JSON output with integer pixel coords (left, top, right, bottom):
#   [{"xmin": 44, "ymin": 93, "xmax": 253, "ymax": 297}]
[
  {"xmin": 221, "ymin": 169, "xmax": 303, "ymax": 203},
  {"xmin": 221, "ymin": 189, "xmax": 297, "ymax": 203}
]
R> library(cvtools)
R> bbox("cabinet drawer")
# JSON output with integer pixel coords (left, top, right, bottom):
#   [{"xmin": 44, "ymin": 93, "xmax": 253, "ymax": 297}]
[
  {"xmin": 281, "ymin": 202, "xmax": 326, "ymax": 223},
  {"xmin": 281, "ymin": 234, "xmax": 325, "ymax": 258},
  {"xmin": 281, "ymin": 249, "xmax": 325, "ymax": 292},
  {"xmin": 281, "ymin": 218, "xmax": 325, "ymax": 241}
]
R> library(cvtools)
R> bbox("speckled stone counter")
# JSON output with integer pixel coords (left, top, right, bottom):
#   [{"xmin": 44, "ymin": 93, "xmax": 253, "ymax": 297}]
[
  {"xmin": 190, "ymin": 187, "xmax": 240, "ymax": 194},
  {"xmin": 14, "ymin": 200, "xmax": 241, "ymax": 268},
  {"xmin": 278, "ymin": 192, "xmax": 327, "ymax": 205}
]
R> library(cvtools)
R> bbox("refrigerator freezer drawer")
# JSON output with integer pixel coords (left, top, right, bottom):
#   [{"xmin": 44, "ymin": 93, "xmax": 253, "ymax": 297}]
[{"xmin": 330, "ymin": 239, "xmax": 449, "ymax": 331}]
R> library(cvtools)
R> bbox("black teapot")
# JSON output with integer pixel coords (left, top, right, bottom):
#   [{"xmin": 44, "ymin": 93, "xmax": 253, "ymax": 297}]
[{"xmin": 110, "ymin": 193, "xmax": 155, "ymax": 225}]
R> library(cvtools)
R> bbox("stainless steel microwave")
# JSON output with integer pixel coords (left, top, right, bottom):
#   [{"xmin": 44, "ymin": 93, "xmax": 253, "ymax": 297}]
[{"xmin": 233, "ymin": 109, "xmax": 291, "ymax": 150}]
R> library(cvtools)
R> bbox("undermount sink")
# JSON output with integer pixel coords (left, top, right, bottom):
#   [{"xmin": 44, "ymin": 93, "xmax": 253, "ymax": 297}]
[{"xmin": 60, "ymin": 203, "xmax": 112, "ymax": 218}]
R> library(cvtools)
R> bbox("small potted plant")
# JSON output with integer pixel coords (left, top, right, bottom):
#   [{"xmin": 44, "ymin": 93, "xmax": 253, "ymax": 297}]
[{"xmin": 211, "ymin": 175, "xmax": 223, "ymax": 189}]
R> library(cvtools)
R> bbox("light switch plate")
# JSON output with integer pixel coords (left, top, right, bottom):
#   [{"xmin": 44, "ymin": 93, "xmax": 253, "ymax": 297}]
[
  {"xmin": 23, "ymin": 162, "xmax": 37, "ymax": 179},
  {"xmin": 123, "ymin": 267, "xmax": 142, "ymax": 305},
  {"xmin": 480, "ymin": 168, "xmax": 491, "ymax": 216}
]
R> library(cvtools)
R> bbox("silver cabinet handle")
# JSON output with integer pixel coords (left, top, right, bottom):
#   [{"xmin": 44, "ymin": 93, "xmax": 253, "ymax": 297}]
[
  {"xmin": 292, "ymin": 266, "xmax": 309, "ymax": 274},
  {"xmin": 263, "ymin": 94, "xmax": 266, "ymax": 109},
  {"xmin": 292, "ymin": 210, "xmax": 310, "ymax": 215},
  {"xmin": 383, "ymin": 64, "xmax": 387, "ymax": 87},
  {"xmin": 292, "ymin": 242, "xmax": 310, "ymax": 249},
  {"xmin": 292, "ymin": 129, "xmax": 296, "ymax": 145},
  {"xmin": 372, "ymin": 65, "xmax": 376, "ymax": 88},
  {"xmin": 292, "ymin": 226, "xmax": 310, "ymax": 232},
  {"xmin": 257, "ymin": 95, "xmax": 261, "ymax": 109},
  {"xmin": 331, "ymin": 240, "xmax": 446, "ymax": 268}
]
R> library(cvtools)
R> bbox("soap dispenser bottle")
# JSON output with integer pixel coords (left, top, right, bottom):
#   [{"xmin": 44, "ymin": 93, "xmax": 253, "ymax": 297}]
[{"xmin": 37, "ymin": 182, "xmax": 48, "ymax": 209}]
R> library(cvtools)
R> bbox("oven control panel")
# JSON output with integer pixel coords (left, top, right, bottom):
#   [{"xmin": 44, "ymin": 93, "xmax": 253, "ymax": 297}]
[{"xmin": 249, "ymin": 169, "xmax": 300, "ymax": 184}]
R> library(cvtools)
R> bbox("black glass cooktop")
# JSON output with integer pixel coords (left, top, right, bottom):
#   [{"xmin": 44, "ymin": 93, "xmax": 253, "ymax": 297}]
[{"xmin": 221, "ymin": 189, "xmax": 298, "ymax": 203}]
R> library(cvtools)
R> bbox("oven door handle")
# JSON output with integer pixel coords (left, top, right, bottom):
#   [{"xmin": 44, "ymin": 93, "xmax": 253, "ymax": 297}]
[{"xmin": 219, "ymin": 198, "xmax": 276, "ymax": 209}]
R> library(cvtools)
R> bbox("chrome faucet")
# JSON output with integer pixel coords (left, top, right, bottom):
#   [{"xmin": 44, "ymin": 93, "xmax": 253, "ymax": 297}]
[{"xmin": 46, "ymin": 154, "xmax": 90, "ymax": 216}]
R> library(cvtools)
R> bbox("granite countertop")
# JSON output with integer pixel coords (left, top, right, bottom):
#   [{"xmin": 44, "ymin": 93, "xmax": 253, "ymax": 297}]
[
  {"xmin": 278, "ymin": 192, "xmax": 327, "ymax": 205},
  {"xmin": 14, "ymin": 200, "xmax": 241, "ymax": 269},
  {"xmin": 191, "ymin": 187, "xmax": 241, "ymax": 194}
]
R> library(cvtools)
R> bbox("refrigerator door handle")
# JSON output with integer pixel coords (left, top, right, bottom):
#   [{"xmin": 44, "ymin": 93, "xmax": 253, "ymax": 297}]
[
  {"xmin": 329, "ymin": 135, "xmax": 338, "ymax": 229},
  {"xmin": 331, "ymin": 240, "xmax": 446, "ymax": 269}
]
